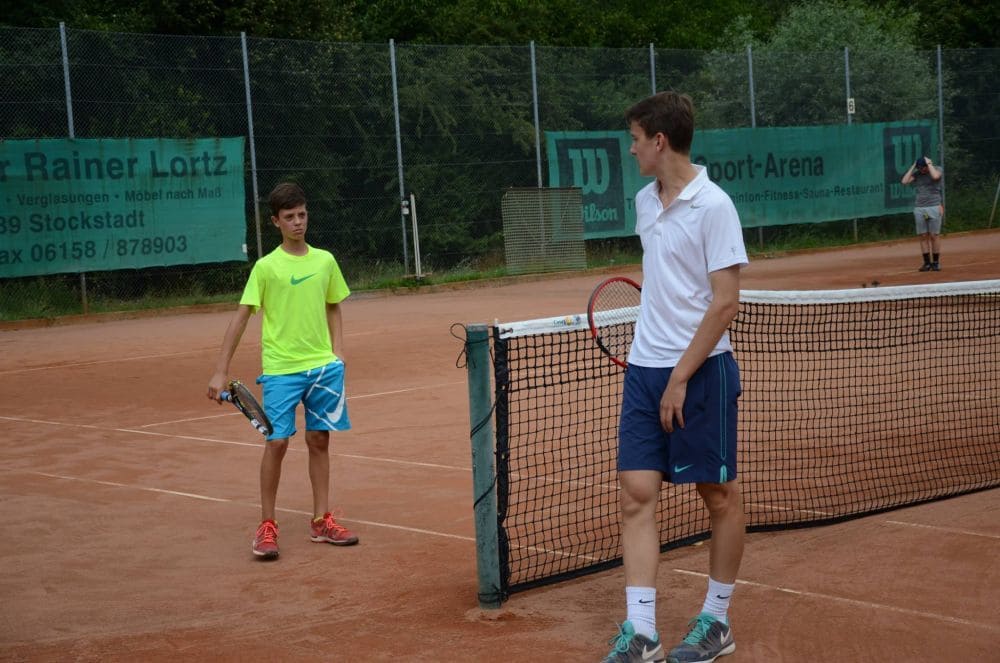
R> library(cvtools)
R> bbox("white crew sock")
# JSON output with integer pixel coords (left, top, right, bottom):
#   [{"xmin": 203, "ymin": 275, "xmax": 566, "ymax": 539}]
[
  {"xmin": 701, "ymin": 577, "xmax": 735, "ymax": 624},
  {"xmin": 626, "ymin": 586, "xmax": 657, "ymax": 638}
]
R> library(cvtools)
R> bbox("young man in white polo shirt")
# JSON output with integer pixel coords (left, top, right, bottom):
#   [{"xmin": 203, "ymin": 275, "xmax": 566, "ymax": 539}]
[{"xmin": 602, "ymin": 92, "xmax": 748, "ymax": 663}]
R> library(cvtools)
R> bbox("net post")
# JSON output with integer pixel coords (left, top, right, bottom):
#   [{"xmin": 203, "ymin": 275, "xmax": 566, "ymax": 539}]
[{"xmin": 465, "ymin": 323, "xmax": 503, "ymax": 609}]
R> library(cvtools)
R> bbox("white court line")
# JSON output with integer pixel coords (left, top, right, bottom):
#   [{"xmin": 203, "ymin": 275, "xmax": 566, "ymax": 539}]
[
  {"xmin": 749, "ymin": 502, "xmax": 834, "ymax": 517},
  {"xmin": 672, "ymin": 568, "xmax": 1000, "ymax": 633},
  {"xmin": 0, "ymin": 329, "xmax": 372, "ymax": 376},
  {"xmin": 885, "ymin": 520, "xmax": 1000, "ymax": 540},
  {"xmin": 333, "ymin": 452, "xmax": 468, "ymax": 472},
  {"xmin": 136, "ymin": 381, "xmax": 466, "ymax": 428},
  {"xmin": 0, "ymin": 415, "xmax": 471, "ymax": 470},
  {"xmin": 511, "ymin": 541, "xmax": 602, "ymax": 563},
  {"xmin": 0, "ymin": 348, "xmax": 220, "ymax": 375},
  {"xmin": 17, "ymin": 469, "xmax": 598, "ymax": 561},
  {"xmin": 22, "ymin": 470, "xmax": 475, "ymax": 542},
  {"xmin": 16, "ymin": 473, "xmax": 994, "ymax": 613},
  {"xmin": 347, "ymin": 381, "xmax": 465, "ymax": 400},
  {"xmin": 5, "ymin": 412, "xmax": 992, "ymax": 531},
  {"xmin": 0, "ymin": 415, "xmax": 263, "ymax": 449},
  {"xmin": 2, "ymin": 412, "xmax": 623, "ymax": 487},
  {"xmin": 138, "ymin": 411, "xmax": 242, "ymax": 428}
]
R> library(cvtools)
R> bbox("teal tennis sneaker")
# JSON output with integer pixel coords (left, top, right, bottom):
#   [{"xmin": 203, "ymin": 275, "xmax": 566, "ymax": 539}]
[
  {"xmin": 602, "ymin": 620, "xmax": 666, "ymax": 662},
  {"xmin": 666, "ymin": 613, "xmax": 735, "ymax": 663}
]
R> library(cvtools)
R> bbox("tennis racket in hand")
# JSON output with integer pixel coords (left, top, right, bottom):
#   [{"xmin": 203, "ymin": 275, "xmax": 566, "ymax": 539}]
[
  {"xmin": 221, "ymin": 380, "xmax": 273, "ymax": 436},
  {"xmin": 587, "ymin": 276, "xmax": 641, "ymax": 369}
]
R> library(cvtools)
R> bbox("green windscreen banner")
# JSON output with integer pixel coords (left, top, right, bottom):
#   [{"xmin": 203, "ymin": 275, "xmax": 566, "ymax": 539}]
[
  {"xmin": 546, "ymin": 120, "xmax": 937, "ymax": 237},
  {"xmin": 0, "ymin": 137, "xmax": 247, "ymax": 277}
]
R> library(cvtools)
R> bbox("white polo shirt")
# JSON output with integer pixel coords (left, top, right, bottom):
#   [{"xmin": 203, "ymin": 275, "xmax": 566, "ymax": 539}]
[{"xmin": 628, "ymin": 165, "xmax": 748, "ymax": 368}]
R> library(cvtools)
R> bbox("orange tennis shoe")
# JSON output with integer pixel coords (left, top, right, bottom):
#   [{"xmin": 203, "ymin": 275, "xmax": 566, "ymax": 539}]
[
  {"xmin": 252, "ymin": 519, "xmax": 279, "ymax": 559},
  {"xmin": 310, "ymin": 512, "xmax": 359, "ymax": 546}
]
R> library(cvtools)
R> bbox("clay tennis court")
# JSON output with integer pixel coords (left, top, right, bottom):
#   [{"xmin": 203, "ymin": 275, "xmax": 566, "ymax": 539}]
[{"xmin": 2, "ymin": 230, "xmax": 999, "ymax": 661}]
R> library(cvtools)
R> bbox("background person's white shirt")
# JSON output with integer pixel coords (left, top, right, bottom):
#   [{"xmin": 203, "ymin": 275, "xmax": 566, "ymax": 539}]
[{"xmin": 628, "ymin": 165, "xmax": 748, "ymax": 368}]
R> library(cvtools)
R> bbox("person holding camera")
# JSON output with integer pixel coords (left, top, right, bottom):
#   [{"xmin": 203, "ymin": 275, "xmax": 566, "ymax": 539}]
[{"xmin": 901, "ymin": 156, "xmax": 944, "ymax": 271}]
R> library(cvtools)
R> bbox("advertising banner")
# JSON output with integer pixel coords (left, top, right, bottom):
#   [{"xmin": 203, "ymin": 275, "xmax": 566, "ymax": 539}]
[
  {"xmin": 0, "ymin": 137, "xmax": 247, "ymax": 277},
  {"xmin": 546, "ymin": 121, "xmax": 937, "ymax": 236}
]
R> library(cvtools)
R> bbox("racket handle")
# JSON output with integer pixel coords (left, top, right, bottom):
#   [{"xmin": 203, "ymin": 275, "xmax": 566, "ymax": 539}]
[{"xmin": 219, "ymin": 390, "xmax": 232, "ymax": 402}]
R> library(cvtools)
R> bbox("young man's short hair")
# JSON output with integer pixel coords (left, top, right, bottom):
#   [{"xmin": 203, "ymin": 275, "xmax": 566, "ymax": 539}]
[
  {"xmin": 268, "ymin": 182, "xmax": 307, "ymax": 217},
  {"xmin": 625, "ymin": 91, "xmax": 695, "ymax": 155}
]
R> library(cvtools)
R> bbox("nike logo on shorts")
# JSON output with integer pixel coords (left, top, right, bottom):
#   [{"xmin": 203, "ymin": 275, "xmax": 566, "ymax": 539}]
[{"xmin": 673, "ymin": 464, "xmax": 693, "ymax": 473}]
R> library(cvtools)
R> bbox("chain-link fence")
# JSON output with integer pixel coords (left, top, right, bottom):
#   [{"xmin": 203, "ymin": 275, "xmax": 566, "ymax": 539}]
[{"xmin": 2, "ymin": 25, "xmax": 998, "ymax": 318}]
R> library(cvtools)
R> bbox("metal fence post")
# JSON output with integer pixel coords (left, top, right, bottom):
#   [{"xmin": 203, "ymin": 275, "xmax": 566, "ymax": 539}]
[
  {"xmin": 845, "ymin": 46, "xmax": 857, "ymax": 241},
  {"xmin": 530, "ymin": 41, "xmax": 543, "ymax": 188},
  {"xmin": 747, "ymin": 45, "xmax": 763, "ymax": 248},
  {"xmin": 937, "ymin": 45, "xmax": 946, "ymax": 212},
  {"xmin": 649, "ymin": 43, "xmax": 657, "ymax": 95},
  {"xmin": 409, "ymin": 192, "xmax": 423, "ymax": 279},
  {"xmin": 989, "ymin": 175, "xmax": 1000, "ymax": 228},
  {"xmin": 389, "ymin": 39, "xmax": 410, "ymax": 273},
  {"xmin": 747, "ymin": 45, "xmax": 757, "ymax": 128},
  {"xmin": 59, "ymin": 22, "xmax": 88, "ymax": 314},
  {"xmin": 241, "ymin": 32, "xmax": 263, "ymax": 261},
  {"xmin": 844, "ymin": 47, "xmax": 853, "ymax": 124}
]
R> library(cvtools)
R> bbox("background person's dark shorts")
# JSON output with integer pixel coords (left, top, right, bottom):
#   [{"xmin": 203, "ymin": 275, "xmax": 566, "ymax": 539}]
[{"xmin": 618, "ymin": 352, "xmax": 741, "ymax": 484}]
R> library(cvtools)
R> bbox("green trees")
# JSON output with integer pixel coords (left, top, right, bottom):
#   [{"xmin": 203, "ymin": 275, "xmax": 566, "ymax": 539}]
[
  {"xmin": 698, "ymin": 1, "xmax": 934, "ymax": 128},
  {"xmin": 4, "ymin": 1, "xmax": 997, "ymax": 49}
]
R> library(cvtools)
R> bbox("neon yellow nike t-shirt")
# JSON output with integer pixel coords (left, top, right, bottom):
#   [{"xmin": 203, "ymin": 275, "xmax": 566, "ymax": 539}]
[{"xmin": 240, "ymin": 245, "xmax": 350, "ymax": 375}]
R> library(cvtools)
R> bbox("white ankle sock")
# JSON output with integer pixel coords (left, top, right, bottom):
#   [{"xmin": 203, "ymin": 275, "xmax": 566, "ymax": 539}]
[
  {"xmin": 626, "ymin": 586, "xmax": 657, "ymax": 638},
  {"xmin": 701, "ymin": 578, "xmax": 735, "ymax": 624}
]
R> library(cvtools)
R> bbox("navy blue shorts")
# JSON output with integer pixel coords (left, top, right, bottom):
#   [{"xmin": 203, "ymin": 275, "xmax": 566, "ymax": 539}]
[{"xmin": 618, "ymin": 352, "xmax": 741, "ymax": 484}]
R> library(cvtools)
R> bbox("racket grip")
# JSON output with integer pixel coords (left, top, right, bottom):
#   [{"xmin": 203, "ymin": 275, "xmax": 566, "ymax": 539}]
[{"xmin": 219, "ymin": 390, "xmax": 232, "ymax": 402}]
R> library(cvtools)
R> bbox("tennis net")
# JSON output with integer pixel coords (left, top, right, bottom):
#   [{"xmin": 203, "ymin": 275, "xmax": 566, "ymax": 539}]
[{"xmin": 468, "ymin": 279, "xmax": 1000, "ymax": 600}]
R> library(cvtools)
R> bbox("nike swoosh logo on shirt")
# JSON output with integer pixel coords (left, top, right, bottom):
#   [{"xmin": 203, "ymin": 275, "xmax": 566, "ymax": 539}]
[{"xmin": 290, "ymin": 273, "xmax": 317, "ymax": 285}]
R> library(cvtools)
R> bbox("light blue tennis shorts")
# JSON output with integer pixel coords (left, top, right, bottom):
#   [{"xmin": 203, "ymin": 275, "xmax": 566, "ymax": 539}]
[
  {"xmin": 619, "ymin": 352, "xmax": 740, "ymax": 484},
  {"xmin": 257, "ymin": 360, "xmax": 350, "ymax": 442}
]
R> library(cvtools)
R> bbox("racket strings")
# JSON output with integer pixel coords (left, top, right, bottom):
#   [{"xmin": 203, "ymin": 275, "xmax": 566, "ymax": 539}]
[
  {"xmin": 589, "ymin": 278, "xmax": 641, "ymax": 365},
  {"xmin": 238, "ymin": 395, "xmax": 267, "ymax": 423},
  {"xmin": 229, "ymin": 381, "xmax": 273, "ymax": 435}
]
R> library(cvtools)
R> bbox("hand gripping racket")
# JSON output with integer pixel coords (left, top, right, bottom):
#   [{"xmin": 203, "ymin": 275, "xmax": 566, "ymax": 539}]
[
  {"xmin": 221, "ymin": 380, "xmax": 273, "ymax": 436},
  {"xmin": 587, "ymin": 276, "xmax": 642, "ymax": 369}
]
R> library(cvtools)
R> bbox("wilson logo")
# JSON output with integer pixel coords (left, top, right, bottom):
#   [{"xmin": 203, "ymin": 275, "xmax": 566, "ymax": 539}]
[{"xmin": 567, "ymin": 148, "xmax": 611, "ymax": 195}]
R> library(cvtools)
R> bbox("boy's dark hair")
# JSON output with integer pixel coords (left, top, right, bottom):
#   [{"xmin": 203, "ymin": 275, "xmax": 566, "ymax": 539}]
[
  {"xmin": 268, "ymin": 182, "xmax": 307, "ymax": 216},
  {"xmin": 625, "ymin": 91, "xmax": 695, "ymax": 154}
]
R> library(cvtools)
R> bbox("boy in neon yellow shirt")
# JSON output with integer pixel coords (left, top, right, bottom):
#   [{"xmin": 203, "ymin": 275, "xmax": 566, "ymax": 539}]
[{"xmin": 208, "ymin": 182, "xmax": 356, "ymax": 559}]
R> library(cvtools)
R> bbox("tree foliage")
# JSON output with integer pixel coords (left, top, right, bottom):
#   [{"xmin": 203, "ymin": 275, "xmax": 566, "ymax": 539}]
[
  {"xmin": 3, "ymin": 0, "xmax": 996, "ymax": 48},
  {"xmin": 698, "ymin": 1, "xmax": 934, "ymax": 128}
]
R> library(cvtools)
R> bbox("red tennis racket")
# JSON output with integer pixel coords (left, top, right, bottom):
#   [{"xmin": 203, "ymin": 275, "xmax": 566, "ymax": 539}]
[
  {"xmin": 220, "ymin": 380, "xmax": 273, "ymax": 436},
  {"xmin": 587, "ymin": 276, "xmax": 642, "ymax": 368}
]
